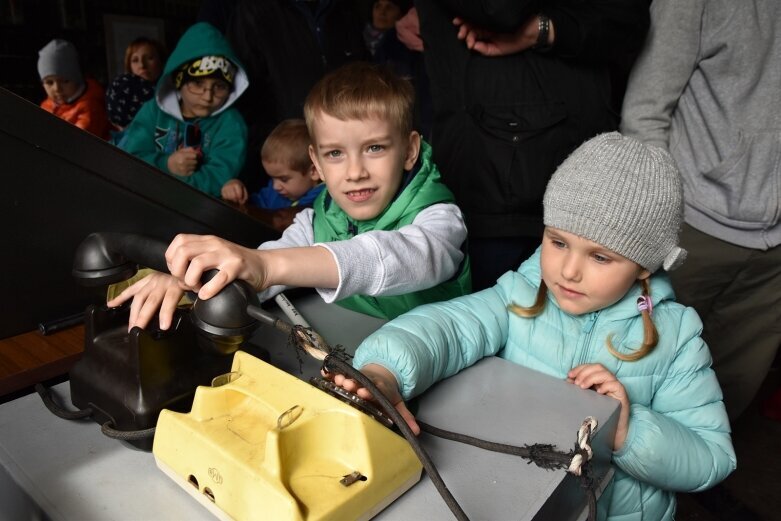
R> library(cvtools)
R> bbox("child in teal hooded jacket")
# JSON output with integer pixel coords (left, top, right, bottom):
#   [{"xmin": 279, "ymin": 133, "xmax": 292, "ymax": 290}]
[
  {"xmin": 336, "ymin": 133, "xmax": 736, "ymax": 520},
  {"xmin": 120, "ymin": 22, "xmax": 248, "ymax": 198}
]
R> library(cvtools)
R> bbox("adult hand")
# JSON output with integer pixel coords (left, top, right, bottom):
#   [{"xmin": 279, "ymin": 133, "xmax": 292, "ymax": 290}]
[
  {"xmin": 167, "ymin": 147, "xmax": 200, "ymax": 176},
  {"xmin": 106, "ymin": 271, "xmax": 189, "ymax": 331},
  {"xmin": 396, "ymin": 7, "xmax": 424, "ymax": 52},
  {"xmin": 165, "ymin": 234, "xmax": 269, "ymax": 300},
  {"xmin": 221, "ymin": 178, "xmax": 249, "ymax": 205},
  {"xmin": 568, "ymin": 363, "xmax": 630, "ymax": 450},
  {"xmin": 325, "ymin": 363, "xmax": 420, "ymax": 435},
  {"xmin": 453, "ymin": 15, "xmax": 544, "ymax": 57}
]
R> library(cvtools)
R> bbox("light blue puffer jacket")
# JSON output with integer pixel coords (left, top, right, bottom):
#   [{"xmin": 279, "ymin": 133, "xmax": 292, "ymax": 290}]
[{"xmin": 353, "ymin": 250, "xmax": 736, "ymax": 520}]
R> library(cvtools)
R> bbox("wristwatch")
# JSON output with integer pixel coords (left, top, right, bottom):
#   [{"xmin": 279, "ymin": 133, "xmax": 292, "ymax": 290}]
[{"xmin": 533, "ymin": 14, "xmax": 552, "ymax": 52}]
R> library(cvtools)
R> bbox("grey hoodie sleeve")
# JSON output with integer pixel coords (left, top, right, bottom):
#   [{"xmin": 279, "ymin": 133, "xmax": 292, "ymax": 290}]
[{"xmin": 620, "ymin": 0, "xmax": 706, "ymax": 147}]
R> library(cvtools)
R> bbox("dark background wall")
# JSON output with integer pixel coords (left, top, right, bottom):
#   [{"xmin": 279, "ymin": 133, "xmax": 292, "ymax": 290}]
[{"xmin": 0, "ymin": 0, "xmax": 201, "ymax": 104}]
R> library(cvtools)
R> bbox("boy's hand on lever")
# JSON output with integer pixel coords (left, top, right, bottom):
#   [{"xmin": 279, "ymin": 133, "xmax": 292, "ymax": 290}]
[{"xmin": 325, "ymin": 363, "xmax": 421, "ymax": 435}]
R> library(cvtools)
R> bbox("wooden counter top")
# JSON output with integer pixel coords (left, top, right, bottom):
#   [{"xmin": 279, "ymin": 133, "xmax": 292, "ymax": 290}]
[{"xmin": 0, "ymin": 325, "xmax": 84, "ymax": 397}]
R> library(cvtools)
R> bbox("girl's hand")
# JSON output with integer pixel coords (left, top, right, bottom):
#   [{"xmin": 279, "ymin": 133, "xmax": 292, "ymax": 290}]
[
  {"xmin": 165, "ymin": 234, "xmax": 269, "ymax": 300},
  {"xmin": 567, "ymin": 363, "xmax": 630, "ymax": 450},
  {"xmin": 324, "ymin": 363, "xmax": 420, "ymax": 435},
  {"xmin": 106, "ymin": 271, "xmax": 188, "ymax": 331},
  {"xmin": 167, "ymin": 147, "xmax": 200, "ymax": 176}
]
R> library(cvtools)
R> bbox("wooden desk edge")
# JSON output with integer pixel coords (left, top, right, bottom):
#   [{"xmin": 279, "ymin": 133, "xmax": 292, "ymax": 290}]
[{"xmin": 0, "ymin": 326, "xmax": 84, "ymax": 397}]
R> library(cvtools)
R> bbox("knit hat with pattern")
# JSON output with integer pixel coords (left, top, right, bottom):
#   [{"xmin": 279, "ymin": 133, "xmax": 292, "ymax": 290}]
[
  {"xmin": 37, "ymin": 39, "xmax": 83, "ymax": 86},
  {"xmin": 543, "ymin": 132, "xmax": 686, "ymax": 272}
]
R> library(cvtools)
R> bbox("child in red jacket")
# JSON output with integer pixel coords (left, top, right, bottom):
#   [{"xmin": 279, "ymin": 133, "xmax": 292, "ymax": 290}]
[{"xmin": 37, "ymin": 39, "xmax": 110, "ymax": 140}]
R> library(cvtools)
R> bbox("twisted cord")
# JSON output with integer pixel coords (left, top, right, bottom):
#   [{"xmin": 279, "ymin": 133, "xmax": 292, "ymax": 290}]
[{"xmin": 35, "ymin": 383, "xmax": 93, "ymax": 420}]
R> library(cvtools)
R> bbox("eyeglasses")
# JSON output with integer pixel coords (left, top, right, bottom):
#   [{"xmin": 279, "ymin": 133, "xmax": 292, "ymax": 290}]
[{"xmin": 184, "ymin": 80, "xmax": 230, "ymax": 97}]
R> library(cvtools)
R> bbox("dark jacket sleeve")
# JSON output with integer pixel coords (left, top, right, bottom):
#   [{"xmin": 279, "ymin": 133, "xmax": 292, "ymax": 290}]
[{"xmin": 432, "ymin": 0, "xmax": 650, "ymax": 64}]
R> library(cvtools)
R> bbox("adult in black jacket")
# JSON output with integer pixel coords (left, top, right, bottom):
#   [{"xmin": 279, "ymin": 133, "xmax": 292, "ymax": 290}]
[
  {"xmin": 199, "ymin": 0, "xmax": 370, "ymax": 193},
  {"xmin": 415, "ymin": 0, "xmax": 649, "ymax": 289}
]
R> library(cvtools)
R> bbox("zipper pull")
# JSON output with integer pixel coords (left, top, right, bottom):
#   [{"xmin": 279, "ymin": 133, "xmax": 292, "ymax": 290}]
[{"xmin": 581, "ymin": 312, "xmax": 598, "ymax": 333}]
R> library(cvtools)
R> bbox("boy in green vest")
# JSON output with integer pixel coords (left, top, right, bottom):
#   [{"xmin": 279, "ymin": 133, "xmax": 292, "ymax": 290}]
[{"xmin": 109, "ymin": 62, "xmax": 471, "ymax": 330}]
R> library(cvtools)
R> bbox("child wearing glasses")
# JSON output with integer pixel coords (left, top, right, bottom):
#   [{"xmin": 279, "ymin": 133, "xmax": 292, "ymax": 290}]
[{"xmin": 120, "ymin": 22, "xmax": 249, "ymax": 198}]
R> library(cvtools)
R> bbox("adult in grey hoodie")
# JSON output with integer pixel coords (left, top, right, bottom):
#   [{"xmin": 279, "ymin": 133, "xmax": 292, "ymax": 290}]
[{"xmin": 620, "ymin": 0, "xmax": 781, "ymax": 421}]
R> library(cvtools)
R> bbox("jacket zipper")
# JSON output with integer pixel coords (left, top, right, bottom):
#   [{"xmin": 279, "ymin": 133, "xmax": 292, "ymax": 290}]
[
  {"xmin": 577, "ymin": 311, "xmax": 600, "ymax": 367},
  {"xmin": 347, "ymin": 220, "xmax": 357, "ymax": 237}
]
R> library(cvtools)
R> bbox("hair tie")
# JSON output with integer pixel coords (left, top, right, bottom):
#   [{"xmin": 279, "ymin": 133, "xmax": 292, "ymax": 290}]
[{"xmin": 637, "ymin": 295, "xmax": 653, "ymax": 316}]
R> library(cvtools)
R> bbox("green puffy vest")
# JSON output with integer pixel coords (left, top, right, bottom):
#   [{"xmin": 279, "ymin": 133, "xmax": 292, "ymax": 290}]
[{"xmin": 312, "ymin": 141, "xmax": 471, "ymax": 319}]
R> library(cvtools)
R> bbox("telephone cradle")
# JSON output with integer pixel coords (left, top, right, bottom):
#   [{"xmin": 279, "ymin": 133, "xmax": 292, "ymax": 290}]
[
  {"xmin": 153, "ymin": 350, "xmax": 423, "ymax": 521},
  {"xmin": 68, "ymin": 303, "xmax": 267, "ymax": 451}
]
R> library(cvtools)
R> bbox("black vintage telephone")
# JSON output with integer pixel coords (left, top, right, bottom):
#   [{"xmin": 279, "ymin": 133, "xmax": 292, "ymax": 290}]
[
  {"xmin": 39, "ymin": 232, "xmax": 393, "ymax": 451},
  {"xmin": 39, "ymin": 232, "xmax": 270, "ymax": 450}
]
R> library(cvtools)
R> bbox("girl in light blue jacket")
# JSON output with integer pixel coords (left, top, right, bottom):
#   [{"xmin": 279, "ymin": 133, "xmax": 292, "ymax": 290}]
[{"xmin": 336, "ymin": 132, "xmax": 737, "ymax": 520}]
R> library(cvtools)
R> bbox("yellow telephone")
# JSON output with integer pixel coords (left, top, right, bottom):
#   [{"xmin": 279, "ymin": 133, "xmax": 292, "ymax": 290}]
[{"xmin": 153, "ymin": 350, "xmax": 422, "ymax": 521}]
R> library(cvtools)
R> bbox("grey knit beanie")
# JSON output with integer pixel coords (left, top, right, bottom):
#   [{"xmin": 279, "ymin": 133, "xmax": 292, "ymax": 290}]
[
  {"xmin": 543, "ymin": 132, "xmax": 686, "ymax": 272},
  {"xmin": 37, "ymin": 39, "xmax": 83, "ymax": 86}
]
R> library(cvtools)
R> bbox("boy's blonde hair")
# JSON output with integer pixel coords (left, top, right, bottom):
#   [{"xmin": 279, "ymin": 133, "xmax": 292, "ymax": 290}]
[
  {"xmin": 509, "ymin": 279, "xmax": 658, "ymax": 362},
  {"xmin": 261, "ymin": 119, "xmax": 313, "ymax": 173},
  {"xmin": 303, "ymin": 62, "xmax": 414, "ymax": 139}
]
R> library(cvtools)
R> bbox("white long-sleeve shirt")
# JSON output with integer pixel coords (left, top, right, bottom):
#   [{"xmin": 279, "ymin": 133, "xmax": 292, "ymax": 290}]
[{"xmin": 256, "ymin": 203, "xmax": 467, "ymax": 303}]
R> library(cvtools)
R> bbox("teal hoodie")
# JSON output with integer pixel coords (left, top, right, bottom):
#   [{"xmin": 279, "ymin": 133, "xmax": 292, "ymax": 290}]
[
  {"xmin": 312, "ymin": 141, "xmax": 472, "ymax": 319},
  {"xmin": 120, "ymin": 22, "xmax": 249, "ymax": 197}
]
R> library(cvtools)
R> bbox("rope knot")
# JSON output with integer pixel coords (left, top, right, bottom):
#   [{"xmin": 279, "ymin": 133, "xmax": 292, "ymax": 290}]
[{"xmin": 568, "ymin": 416, "xmax": 597, "ymax": 476}]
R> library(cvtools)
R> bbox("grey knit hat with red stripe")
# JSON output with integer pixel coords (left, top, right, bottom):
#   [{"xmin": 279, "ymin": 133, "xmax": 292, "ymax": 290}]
[{"xmin": 543, "ymin": 132, "xmax": 687, "ymax": 272}]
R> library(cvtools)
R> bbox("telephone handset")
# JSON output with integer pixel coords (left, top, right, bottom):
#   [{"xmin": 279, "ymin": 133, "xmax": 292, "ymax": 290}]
[{"xmin": 73, "ymin": 232, "xmax": 263, "ymax": 354}]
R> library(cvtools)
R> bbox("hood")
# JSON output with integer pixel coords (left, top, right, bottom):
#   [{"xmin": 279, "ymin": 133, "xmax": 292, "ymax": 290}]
[{"xmin": 155, "ymin": 22, "xmax": 249, "ymax": 119}]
